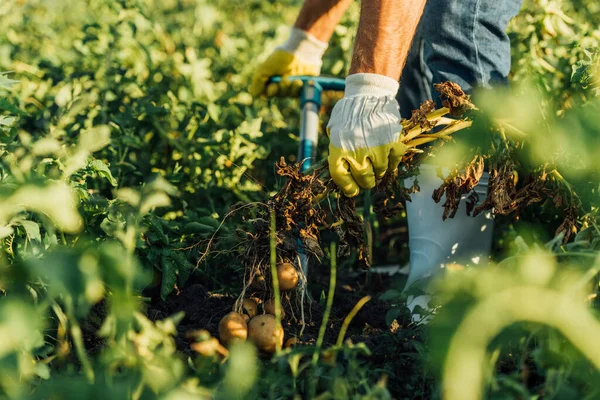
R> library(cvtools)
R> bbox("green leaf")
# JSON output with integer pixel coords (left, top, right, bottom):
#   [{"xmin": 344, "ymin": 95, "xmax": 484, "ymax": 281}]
[
  {"xmin": 160, "ymin": 255, "xmax": 178, "ymax": 300},
  {"xmin": 196, "ymin": 216, "xmax": 221, "ymax": 229},
  {"xmin": 0, "ymin": 99, "xmax": 27, "ymax": 116},
  {"xmin": 0, "ymin": 116, "xmax": 16, "ymax": 127},
  {"xmin": 145, "ymin": 221, "xmax": 169, "ymax": 245},
  {"xmin": 146, "ymin": 248, "xmax": 164, "ymax": 266},
  {"xmin": 79, "ymin": 125, "xmax": 111, "ymax": 153},
  {"xmin": 0, "ymin": 73, "xmax": 18, "ymax": 90},
  {"xmin": 31, "ymin": 138, "xmax": 62, "ymax": 156},
  {"xmin": 0, "ymin": 226, "xmax": 13, "ymax": 239},
  {"xmin": 116, "ymin": 188, "xmax": 141, "ymax": 207},
  {"xmin": 100, "ymin": 213, "xmax": 126, "ymax": 237},
  {"xmin": 33, "ymin": 363, "xmax": 51, "ymax": 380},
  {"xmin": 183, "ymin": 222, "xmax": 215, "ymax": 235},
  {"xmin": 140, "ymin": 192, "xmax": 171, "ymax": 215},
  {"xmin": 207, "ymin": 103, "xmax": 220, "ymax": 122},
  {"xmin": 89, "ymin": 159, "xmax": 118, "ymax": 187},
  {"xmin": 18, "ymin": 220, "xmax": 41, "ymax": 243},
  {"xmin": 0, "ymin": 183, "xmax": 83, "ymax": 234},
  {"xmin": 385, "ymin": 307, "xmax": 402, "ymax": 326},
  {"xmin": 170, "ymin": 251, "xmax": 193, "ymax": 287},
  {"xmin": 217, "ymin": 343, "xmax": 258, "ymax": 400},
  {"xmin": 144, "ymin": 176, "xmax": 178, "ymax": 197},
  {"xmin": 379, "ymin": 289, "xmax": 402, "ymax": 301}
]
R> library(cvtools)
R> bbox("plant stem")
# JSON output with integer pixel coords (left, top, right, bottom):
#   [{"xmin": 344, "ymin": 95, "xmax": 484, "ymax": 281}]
[
  {"xmin": 336, "ymin": 296, "xmax": 371, "ymax": 346},
  {"xmin": 64, "ymin": 300, "xmax": 95, "ymax": 383},
  {"xmin": 312, "ymin": 242, "xmax": 337, "ymax": 366},
  {"xmin": 443, "ymin": 286, "xmax": 600, "ymax": 399},
  {"xmin": 363, "ymin": 189, "xmax": 373, "ymax": 267},
  {"xmin": 308, "ymin": 242, "xmax": 337, "ymax": 399},
  {"xmin": 269, "ymin": 208, "xmax": 282, "ymax": 353}
]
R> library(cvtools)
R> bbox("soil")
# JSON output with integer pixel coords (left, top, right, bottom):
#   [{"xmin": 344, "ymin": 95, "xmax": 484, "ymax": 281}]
[
  {"xmin": 144, "ymin": 263, "xmax": 429, "ymax": 398},
  {"xmin": 78, "ymin": 219, "xmax": 427, "ymax": 397},
  {"xmin": 146, "ymin": 261, "xmax": 409, "ymax": 343}
]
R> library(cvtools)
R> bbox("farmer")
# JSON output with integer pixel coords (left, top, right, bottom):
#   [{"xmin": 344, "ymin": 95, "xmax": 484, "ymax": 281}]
[{"xmin": 250, "ymin": 0, "xmax": 523, "ymax": 320}]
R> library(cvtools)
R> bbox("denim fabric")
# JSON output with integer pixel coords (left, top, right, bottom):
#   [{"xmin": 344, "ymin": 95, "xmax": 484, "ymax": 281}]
[{"xmin": 397, "ymin": 0, "xmax": 523, "ymax": 118}]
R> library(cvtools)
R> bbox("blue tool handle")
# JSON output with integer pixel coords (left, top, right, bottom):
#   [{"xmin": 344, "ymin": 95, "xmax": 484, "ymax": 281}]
[
  {"xmin": 269, "ymin": 76, "xmax": 346, "ymax": 92},
  {"xmin": 267, "ymin": 76, "xmax": 345, "ymax": 279}
]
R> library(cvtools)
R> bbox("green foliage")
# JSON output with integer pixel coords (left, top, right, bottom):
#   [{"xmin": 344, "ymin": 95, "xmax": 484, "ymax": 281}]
[
  {"xmin": 0, "ymin": 0, "xmax": 599, "ymax": 398},
  {"xmin": 509, "ymin": 0, "xmax": 600, "ymax": 108},
  {"xmin": 572, "ymin": 48, "xmax": 600, "ymax": 95}
]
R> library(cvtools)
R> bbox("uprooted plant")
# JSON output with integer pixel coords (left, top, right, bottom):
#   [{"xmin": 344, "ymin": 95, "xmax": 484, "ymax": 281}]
[
  {"xmin": 221, "ymin": 83, "xmax": 480, "ymax": 331},
  {"xmin": 194, "ymin": 81, "xmax": 587, "ymax": 343}
]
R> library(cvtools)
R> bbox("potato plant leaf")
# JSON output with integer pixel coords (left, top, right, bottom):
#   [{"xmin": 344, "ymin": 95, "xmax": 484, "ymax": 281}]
[
  {"xmin": 159, "ymin": 254, "xmax": 178, "ymax": 300},
  {"xmin": 89, "ymin": 159, "xmax": 118, "ymax": 187},
  {"xmin": 0, "ymin": 99, "xmax": 27, "ymax": 116}
]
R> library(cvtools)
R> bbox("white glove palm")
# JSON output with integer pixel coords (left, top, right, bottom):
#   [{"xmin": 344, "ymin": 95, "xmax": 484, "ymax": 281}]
[{"xmin": 327, "ymin": 74, "xmax": 407, "ymax": 197}]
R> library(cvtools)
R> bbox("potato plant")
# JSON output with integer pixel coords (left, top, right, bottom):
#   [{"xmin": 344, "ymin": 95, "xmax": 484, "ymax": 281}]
[{"xmin": 0, "ymin": 0, "xmax": 598, "ymax": 399}]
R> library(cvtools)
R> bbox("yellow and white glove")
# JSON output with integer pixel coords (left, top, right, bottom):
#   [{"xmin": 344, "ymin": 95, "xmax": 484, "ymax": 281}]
[
  {"xmin": 249, "ymin": 28, "xmax": 327, "ymax": 98},
  {"xmin": 327, "ymin": 73, "xmax": 407, "ymax": 198}
]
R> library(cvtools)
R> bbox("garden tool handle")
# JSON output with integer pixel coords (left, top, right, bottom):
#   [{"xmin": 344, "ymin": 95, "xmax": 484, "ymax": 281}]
[
  {"xmin": 268, "ymin": 75, "xmax": 346, "ymax": 92},
  {"xmin": 268, "ymin": 76, "xmax": 345, "ymax": 172},
  {"xmin": 269, "ymin": 76, "xmax": 345, "ymax": 285}
]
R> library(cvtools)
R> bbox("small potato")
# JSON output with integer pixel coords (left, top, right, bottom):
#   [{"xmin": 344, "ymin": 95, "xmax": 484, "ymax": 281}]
[
  {"xmin": 218, "ymin": 312, "xmax": 248, "ymax": 345},
  {"xmin": 277, "ymin": 263, "xmax": 299, "ymax": 291},
  {"xmin": 251, "ymin": 274, "xmax": 267, "ymax": 291},
  {"xmin": 285, "ymin": 337, "xmax": 298, "ymax": 348},
  {"xmin": 263, "ymin": 298, "xmax": 285, "ymax": 320},
  {"xmin": 248, "ymin": 314, "xmax": 284, "ymax": 354},
  {"xmin": 233, "ymin": 298, "xmax": 258, "ymax": 318}
]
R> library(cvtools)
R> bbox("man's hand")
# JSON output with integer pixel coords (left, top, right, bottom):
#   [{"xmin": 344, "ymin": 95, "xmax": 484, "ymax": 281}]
[
  {"xmin": 326, "ymin": 0, "xmax": 426, "ymax": 197},
  {"xmin": 249, "ymin": 0, "xmax": 352, "ymax": 97},
  {"xmin": 249, "ymin": 28, "xmax": 326, "ymax": 98},
  {"xmin": 327, "ymin": 74, "xmax": 407, "ymax": 198}
]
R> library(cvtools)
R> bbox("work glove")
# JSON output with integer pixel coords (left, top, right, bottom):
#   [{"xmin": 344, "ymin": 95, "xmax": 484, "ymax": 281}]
[
  {"xmin": 327, "ymin": 73, "xmax": 406, "ymax": 198},
  {"xmin": 249, "ymin": 27, "xmax": 327, "ymax": 98}
]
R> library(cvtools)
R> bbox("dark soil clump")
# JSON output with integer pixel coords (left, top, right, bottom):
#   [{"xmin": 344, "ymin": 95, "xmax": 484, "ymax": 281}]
[{"xmin": 146, "ymin": 283, "xmax": 236, "ymax": 354}]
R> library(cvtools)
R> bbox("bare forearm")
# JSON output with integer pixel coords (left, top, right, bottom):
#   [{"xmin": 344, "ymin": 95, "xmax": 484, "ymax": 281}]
[
  {"xmin": 350, "ymin": 0, "xmax": 427, "ymax": 80},
  {"xmin": 294, "ymin": 0, "xmax": 353, "ymax": 42}
]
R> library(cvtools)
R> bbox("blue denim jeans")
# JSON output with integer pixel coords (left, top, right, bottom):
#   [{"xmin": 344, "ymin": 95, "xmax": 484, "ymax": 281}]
[
  {"xmin": 398, "ymin": 0, "xmax": 523, "ymax": 302},
  {"xmin": 397, "ymin": 0, "xmax": 523, "ymax": 117}
]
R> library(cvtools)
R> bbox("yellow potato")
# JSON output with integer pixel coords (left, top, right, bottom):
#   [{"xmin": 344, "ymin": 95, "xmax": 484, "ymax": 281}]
[
  {"xmin": 233, "ymin": 298, "xmax": 258, "ymax": 318},
  {"xmin": 251, "ymin": 273, "xmax": 267, "ymax": 291},
  {"xmin": 218, "ymin": 312, "xmax": 248, "ymax": 345},
  {"xmin": 277, "ymin": 262, "xmax": 299, "ymax": 291},
  {"xmin": 285, "ymin": 337, "xmax": 298, "ymax": 348},
  {"xmin": 248, "ymin": 314, "xmax": 284, "ymax": 354},
  {"xmin": 263, "ymin": 298, "xmax": 285, "ymax": 319}
]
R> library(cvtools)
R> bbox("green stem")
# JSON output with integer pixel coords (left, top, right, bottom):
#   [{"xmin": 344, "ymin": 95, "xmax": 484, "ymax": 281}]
[
  {"xmin": 269, "ymin": 209, "xmax": 282, "ymax": 352},
  {"xmin": 569, "ymin": 253, "xmax": 600, "ymax": 295},
  {"xmin": 336, "ymin": 296, "xmax": 371, "ymax": 346},
  {"xmin": 363, "ymin": 189, "xmax": 373, "ymax": 267},
  {"xmin": 443, "ymin": 286, "xmax": 600, "ymax": 399},
  {"xmin": 308, "ymin": 242, "xmax": 337, "ymax": 399},
  {"xmin": 64, "ymin": 300, "xmax": 95, "ymax": 383},
  {"xmin": 312, "ymin": 242, "xmax": 337, "ymax": 366}
]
